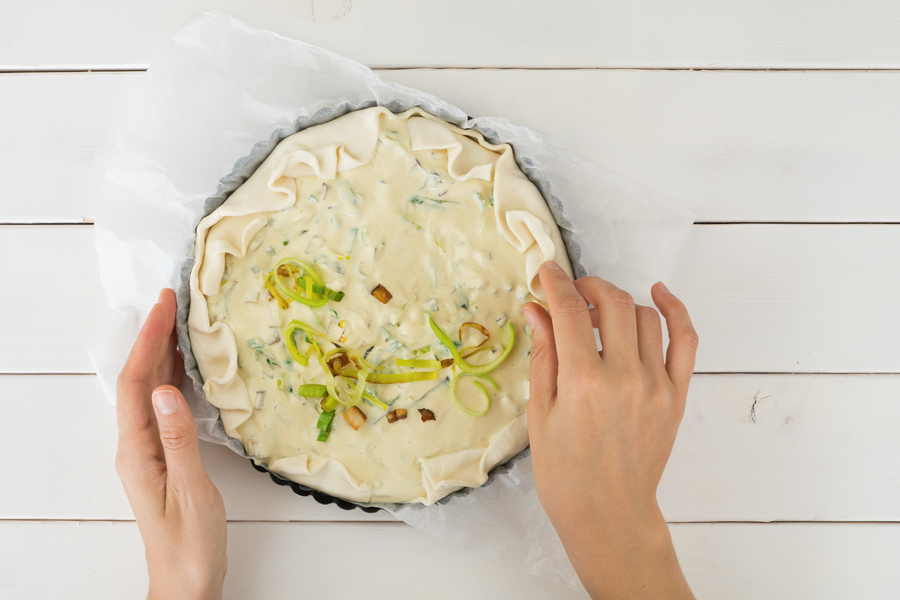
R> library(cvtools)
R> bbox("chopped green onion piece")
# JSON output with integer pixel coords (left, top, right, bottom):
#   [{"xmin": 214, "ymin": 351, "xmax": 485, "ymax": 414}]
[
  {"xmin": 264, "ymin": 272, "xmax": 290, "ymax": 309},
  {"xmin": 410, "ymin": 195, "xmax": 459, "ymax": 205},
  {"xmin": 461, "ymin": 345, "xmax": 492, "ymax": 360},
  {"xmin": 316, "ymin": 410, "xmax": 335, "ymax": 431},
  {"xmin": 247, "ymin": 338, "xmax": 265, "ymax": 349},
  {"xmin": 450, "ymin": 373, "xmax": 497, "ymax": 417},
  {"xmin": 323, "ymin": 347, "xmax": 383, "ymax": 371},
  {"xmin": 272, "ymin": 258, "xmax": 329, "ymax": 307},
  {"xmin": 296, "ymin": 384, "xmax": 328, "ymax": 397},
  {"xmin": 402, "ymin": 215, "xmax": 423, "ymax": 230},
  {"xmin": 285, "ymin": 319, "xmax": 328, "ymax": 360},
  {"xmin": 309, "ymin": 283, "xmax": 345, "ymax": 302},
  {"xmin": 413, "ymin": 345, "xmax": 431, "ymax": 355},
  {"xmin": 395, "ymin": 358, "xmax": 453, "ymax": 369},
  {"xmin": 351, "ymin": 365, "xmax": 369, "ymax": 406},
  {"xmin": 428, "ymin": 316, "xmax": 516, "ymax": 376},
  {"xmin": 316, "ymin": 417, "xmax": 333, "ymax": 442},
  {"xmin": 339, "ymin": 369, "xmax": 440, "ymax": 384},
  {"xmin": 322, "ymin": 395, "xmax": 340, "ymax": 412},
  {"xmin": 362, "ymin": 391, "xmax": 388, "ymax": 410},
  {"xmin": 284, "ymin": 327, "xmax": 309, "ymax": 367},
  {"xmin": 317, "ymin": 354, "xmax": 343, "ymax": 407}
]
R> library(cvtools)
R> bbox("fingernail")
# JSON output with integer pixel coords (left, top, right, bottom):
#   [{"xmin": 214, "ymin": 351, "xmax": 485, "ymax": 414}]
[
  {"xmin": 543, "ymin": 261, "xmax": 562, "ymax": 271},
  {"xmin": 656, "ymin": 281, "xmax": 671, "ymax": 295},
  {"xmin": 523, "ymin": 306, "xmax": 535, "ymax": 330},
  {"xmin": 157, "ymin": 289, "xmax": 166, "ymax": 304},
  {"xmin": 152, "ymin": 390, "xmax": 178, "ymax": 416}
]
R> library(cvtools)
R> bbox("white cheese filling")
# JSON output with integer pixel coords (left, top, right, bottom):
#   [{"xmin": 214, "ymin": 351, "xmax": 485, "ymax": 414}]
[{"xmin": 188, "ymin": 107, "xmax": 573, "ymax": 504}]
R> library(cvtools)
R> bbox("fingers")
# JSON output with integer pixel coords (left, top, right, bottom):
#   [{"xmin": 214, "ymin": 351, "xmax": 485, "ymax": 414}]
[
  {"xmin": 635, "ymin": 306, "xmax": 664, "ymax": 368},
  {"xmin": 524, "ymin": 302, "xmax": 558, "ymax": 420},
  {"xmin": 539, "ymin": 262, "xmax": 599, "ymax": 369},
  {"xmin": 574, "ymin": 277, "xmax": 639, "ymax": 364},
  {"xmin": 651, "ymin": 282, "xmax": 699, "ymax": 398},
  {"xmin": 117, "ymin": 290, "xmax": 177, "ymax": 440},
  {"xmin": 151, "ymin": 385, "xmax": 209, "ymax": 492}
]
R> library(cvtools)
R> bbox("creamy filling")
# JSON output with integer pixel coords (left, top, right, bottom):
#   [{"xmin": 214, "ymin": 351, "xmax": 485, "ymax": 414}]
[{"xmin": 205, "ymin": 119, "xmax": 533, "ymax": 503}]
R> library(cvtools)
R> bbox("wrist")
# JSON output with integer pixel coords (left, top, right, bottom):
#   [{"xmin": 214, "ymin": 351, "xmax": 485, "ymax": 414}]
[
  {"xmin": 553, "ymin": 500, "xmax": 690, "ymax": 599},
  {"xmin": 147, "ymin": 565, "xmax": 225, "ymax": 600},
  {"xmin": 148, "ymin": 579, "xmax": 223, "ymax": 600}
]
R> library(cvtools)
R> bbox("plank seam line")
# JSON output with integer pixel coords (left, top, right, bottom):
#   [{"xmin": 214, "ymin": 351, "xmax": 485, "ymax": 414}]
[
  {"xmin": 5, "ymin": 222, "xmax": 900, "ymax": 228},
  {"xmin": 379, "ymin": 67, "xmax": 900, "ymax": 73},
  {"xmin": 1, "ymin": 518, "xmax": 897, "ymax": 525},
  {"xmin": 0, "ymin": 373, "xmax": 97, "ymax": 376},
  {"xmin": 0, "ymin": 222, "xmax": 94, "ymax": 226},
  {"xmin": 3, "ymin": 67, "xmax": 900, "ymax": 75},
  {"xmin": 5, "ymin": 372, "xmax": 900, "ymax": 377},
  {"xmin": 693, "ymin": 372, "xmax": 900, "ymax": 376},
  {"xmin": 694, "ymin": 221, "xmax": 900, "ymax": 225}
]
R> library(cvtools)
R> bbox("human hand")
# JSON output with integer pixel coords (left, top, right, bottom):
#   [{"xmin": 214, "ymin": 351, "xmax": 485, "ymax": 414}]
[
  {"xmin": 525, "ymin": 262, "xmax": 697, "ymax": 600},
  {"xmin": 116, "ymin": 289, "xmax": 227, "ymax": 600}
]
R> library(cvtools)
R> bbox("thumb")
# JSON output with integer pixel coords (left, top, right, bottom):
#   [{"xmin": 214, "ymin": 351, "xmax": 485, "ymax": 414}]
[
  {"xmin": 151, "ymin": 385, "xmax": 207, "ymax": 486},
  {"xmin": 524, "ymin": 302, "xmax": 559, "ymax": 422}
]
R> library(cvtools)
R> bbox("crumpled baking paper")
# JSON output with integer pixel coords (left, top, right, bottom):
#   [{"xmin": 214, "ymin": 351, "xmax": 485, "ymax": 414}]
[{"xmin": 90, "ymin": 10, "xmax": 693, "ymax": 593}]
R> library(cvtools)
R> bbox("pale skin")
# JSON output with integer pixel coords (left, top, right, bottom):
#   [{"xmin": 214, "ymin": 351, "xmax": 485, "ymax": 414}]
[
  {"xmin": 524, "ymin": 261, "xmax": 697, "ymax": 599},
  {"xmin": 117, "ymin": 264, "xmax": 697, "ymax": 599},
  {"xmin": 116, "ymin": 289, "xmax": 227, "ymax": 600}
]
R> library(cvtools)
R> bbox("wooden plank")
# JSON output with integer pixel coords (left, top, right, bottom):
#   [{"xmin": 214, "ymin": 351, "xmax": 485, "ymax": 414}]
[
  {"xmin": 1, "ymin": 520, "xmax": 899, "ymax": 599},
  {"xmin": 385, "ymin": 69, "xmax": 900, "ymax": 224},
  {"xmin": 0, "ymin": 73, "xmax": 128, "ymax": 224},
  {"xmin": 1, "ymin": 224, "xmax": 898, "ymax": 374},
  {"xmin": 4, "ymin": 70, "xmax": 900, "ymax": 224},
  {"xmin": 660, "ymin": 374, "xmax": 900, "ymax": 522},
  {"xmin": 676, "ymin": 224, "xmax": 900, "ymax": 373},
  {"xmin": 0, "ymin": 521, "xmax": 585, "ymax": 599},
  {"xmin": 0, "ymin": 226, "xmax": 113, "ymax": 373},
  {"xmin": 2, "ymin": 1, "xmax": 900, "ymax": 70},
  {"xmin": 0, "ymin": 375, "xmax": 392, "ymax": 521},
  {"xmin": 670, "ymin": 523, "xmax": 900, "ymax": 598},
  {"xmin": 4, "ymin": 373, "xmax": 900, "ymax": 522}
]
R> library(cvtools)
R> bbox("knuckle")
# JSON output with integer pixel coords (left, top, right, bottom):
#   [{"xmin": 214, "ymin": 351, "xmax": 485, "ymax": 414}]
[
  {"xmin": 636, "ymin": 305, "xmax": 661, "ymax": 324},
  {"xmin": 607, "ymin": 289, "xmax": 634, "ymax": 307},
  {"xmin": 678, "ymin": 328, "xmax": 700, "ymax": 350},
  {"xmin": 554, "ymin": 293, "xmax": 589, "ymax": 316},
  {"xmin": 158, "ymin": 425, "xmax": 194, "ymax": 453},
  {"xmin": 529, "ymin": 339, "xmax": 553, "ymax": 365}
]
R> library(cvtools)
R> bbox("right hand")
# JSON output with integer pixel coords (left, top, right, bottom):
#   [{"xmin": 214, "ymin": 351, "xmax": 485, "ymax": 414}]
[
  {"xmin": 525, "ymin": 262, "xmax": 698, "ymax": 600},
  {"xmin": 116, "ymin": 289, "xmax": 227, "ymax": 600}
]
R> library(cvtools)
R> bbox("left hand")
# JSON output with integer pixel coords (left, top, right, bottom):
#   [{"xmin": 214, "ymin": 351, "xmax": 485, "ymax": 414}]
[{"xmin": 115, "ymin": 289, "xmax": 227, "ymax": 600}]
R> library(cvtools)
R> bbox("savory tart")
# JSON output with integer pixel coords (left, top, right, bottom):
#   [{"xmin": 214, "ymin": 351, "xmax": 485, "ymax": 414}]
[{"xmin": 188, "ymin": 107, "xmax": 573, "ymax": 504}]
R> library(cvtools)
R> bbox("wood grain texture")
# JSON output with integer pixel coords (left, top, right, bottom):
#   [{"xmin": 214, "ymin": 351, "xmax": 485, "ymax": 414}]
[
  {"xmin": 1, "ymin": 224, "xmax": 897, "ymax": 374},
  {"xmin": 0, "ymin": 375, "xmax": 392, "ymax": 522},
  {"xmin": 4, "ymin": 373, "xmax": 899, "ymax": 522},
  {"xmin": 2, "ymin": 1, "xmax": 900, "ymax": 70},
  {"xmin": 0, "ymin": 521, "xmax": 586, "ymax": 599},
  {"xmin": 660, "ymin": 374, "xmax": 900, "ymax": 522},
  {"xmin": 2, "ymin": 520, "xmax": 899, "ymax": 599},
  {"xmin": 3, "ymin": 70, "xmax": 900, "ymax": 223}
]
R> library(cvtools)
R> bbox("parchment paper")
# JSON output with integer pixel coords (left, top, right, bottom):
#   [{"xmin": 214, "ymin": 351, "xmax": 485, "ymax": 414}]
[{"xmin": 90, "ymin": 10, "xmax": 693, "ymax": 593}]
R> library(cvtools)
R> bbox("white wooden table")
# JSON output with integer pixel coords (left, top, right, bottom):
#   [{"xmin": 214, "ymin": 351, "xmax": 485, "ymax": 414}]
[{"xmin": 3, "ymin": 2, "xmax": 900, "ymax": 598}]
